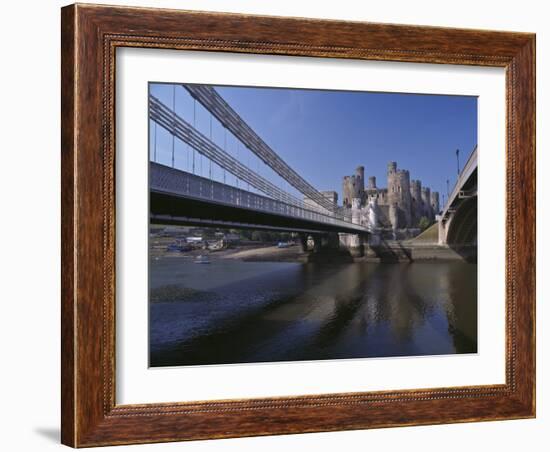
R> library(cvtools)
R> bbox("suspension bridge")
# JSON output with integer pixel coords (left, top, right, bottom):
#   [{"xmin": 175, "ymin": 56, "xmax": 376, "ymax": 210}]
[{"xmin": 148, "ymin": 84, "xmax": 369, "ymax": 240}]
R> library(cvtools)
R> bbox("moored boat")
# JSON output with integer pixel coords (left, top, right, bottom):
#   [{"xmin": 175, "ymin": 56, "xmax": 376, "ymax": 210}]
[{"xmin": 194, "ymin": 255, "xmax": 211, "ymax": 264}]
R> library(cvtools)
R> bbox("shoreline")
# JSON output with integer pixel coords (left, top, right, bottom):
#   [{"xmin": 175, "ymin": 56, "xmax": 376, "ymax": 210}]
[{"xmin": 152, "ymin": 242, "xmax": 475, "ymax": 264}]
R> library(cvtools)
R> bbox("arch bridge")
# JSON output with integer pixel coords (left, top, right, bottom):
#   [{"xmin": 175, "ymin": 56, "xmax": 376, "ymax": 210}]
[{"xmin": 438, "ymin": 146, "xmax": 477, "ymax": 257}]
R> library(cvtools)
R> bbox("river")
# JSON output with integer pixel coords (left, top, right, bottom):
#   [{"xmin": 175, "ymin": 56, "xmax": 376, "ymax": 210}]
[{"xmin": 149, "ymin": 256, "xmax": 477, "ymax": 367}]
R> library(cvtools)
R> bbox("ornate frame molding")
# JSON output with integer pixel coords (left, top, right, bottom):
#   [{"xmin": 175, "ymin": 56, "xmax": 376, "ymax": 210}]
[{"xmin": 61, "ymin": 4, "xmax": 535, "ymax": 447}]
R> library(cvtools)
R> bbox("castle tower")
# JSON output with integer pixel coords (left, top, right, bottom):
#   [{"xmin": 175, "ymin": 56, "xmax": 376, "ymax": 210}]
[
  {"xmin": 395, "ymin": 169, "xmax": 412, "ymax": 227},
  {"xmin": 342, "ymin": 166, "xmax": 366, "ymax": 208},
  {"xmin": 342, "ymin": 166, "xmax": 367, "ymax": 208},
  {"xmin": 387, "ymin": 162, "xmax": 398, "ymax": 206},
  {"xmin": 421, "ymin": 187, "xmax": 433, "ymax": 220},
  {"xmin": 368, "ymin": 176, "xmax": 377, "ymax": 189},
  {"xmin": 342, "ymin": 176, "xmax": 350, "ymax": 208},
  {"xmin": 430, "ymin": 191, "xmax": 440, "ymax": 215},
  {"xmin": 409, "ymin": 179, "xmax": 422, "ymax": 227},
  {"xmin": 387, "ymin": 162, "xmax": 412, "ymax": 228},
  {"xmin": 342, "ymin": 175, "xmax": 358, "ymax": 208},
  {"xmin": 356, "ymin": 166, "xmax": 365, "ymax": 197}
]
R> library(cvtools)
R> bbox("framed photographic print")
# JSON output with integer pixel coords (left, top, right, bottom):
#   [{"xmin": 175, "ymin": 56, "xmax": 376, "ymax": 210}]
[{"xmin": 61, "ymin": 3, "xmax": 536, "ymax": 447}]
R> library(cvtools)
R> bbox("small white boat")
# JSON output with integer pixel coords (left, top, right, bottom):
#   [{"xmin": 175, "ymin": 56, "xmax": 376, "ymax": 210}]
[
  {"xmin": 194, "ymin": 255, "xmax": 211, "ymax": 264},
  {"xmin": 277, "ymin": 241, "xmax": 291, "ymax": 248}
]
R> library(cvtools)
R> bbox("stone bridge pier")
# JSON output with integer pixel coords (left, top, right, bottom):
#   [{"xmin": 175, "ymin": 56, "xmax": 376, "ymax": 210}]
[
  {"xmin": 298, "ymin": 232, "xmax": 341, "ymax": 253},
  {"xmin": 337, "ymin": 232, "xmax": 370, "ymax": 257},
  {"xmin": 336, "ymin": 197, "xmax": 371, "ymax": 257}
]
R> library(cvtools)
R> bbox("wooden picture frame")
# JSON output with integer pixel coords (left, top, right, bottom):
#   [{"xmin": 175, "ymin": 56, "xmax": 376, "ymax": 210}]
[{"xmin": 61, "ymin": 3, "xmax": 535, "ymax": 447}]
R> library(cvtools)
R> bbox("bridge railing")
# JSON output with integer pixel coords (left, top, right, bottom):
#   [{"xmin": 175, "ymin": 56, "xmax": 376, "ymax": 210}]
[
  {"xmin": 150, "ymin": 163, "xmax": 366, "ymax": 232},
  {"xmin": 441, "ymin": 145, "xmax": 478, "ymax": 219}
]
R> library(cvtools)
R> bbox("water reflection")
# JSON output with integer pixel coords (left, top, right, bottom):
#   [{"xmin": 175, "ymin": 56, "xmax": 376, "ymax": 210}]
[{"xmin": 149, "ymin": 259, "xmax": 477, "ymax": 367}]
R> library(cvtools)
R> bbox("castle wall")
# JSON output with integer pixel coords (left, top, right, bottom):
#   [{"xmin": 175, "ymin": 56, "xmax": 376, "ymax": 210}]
[
  {"xmin": 365, "ymin": 188, "xmax": 388, "ymax": 206},
  {"xmin": 389, "ymin": 203, "xmax": 398, "ymax": 230},
  {"xmin": 377, "ymin": 205, "xmax": 391, "ymax": 228},
  {"xmin": 304, "ymin": 190, "xmax": 338, "ymax": 215},
  {"xmin": 421, "ymin": 187, "xmax": 433, "ymax": 220},
  {"xmin": 377, "ymin": 189, "xmax": 388, "ymax": 206},
  {"xmin": 321, "ymin": 190, "xmax": 338, "ymax": 206},
  {"xmin": 410, "ymin": 179, "xmax": 422, "ymax": 226}
]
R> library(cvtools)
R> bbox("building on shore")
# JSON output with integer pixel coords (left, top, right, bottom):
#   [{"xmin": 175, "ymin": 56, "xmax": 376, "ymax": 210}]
[
  {"xmin": 342, "ymin": 162, "xmax": 440, "ymax": 231},
  {"xmin": 303, "ymin": 190, "xmax": 339, "ymax": 215}
]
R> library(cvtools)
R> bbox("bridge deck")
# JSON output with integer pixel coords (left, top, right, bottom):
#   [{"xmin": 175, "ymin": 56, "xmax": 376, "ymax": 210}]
[
  {"xmin": 150, "ymin": 163, "xmax": 367, "ymax": 234},
  {"xmin": 441, "ymin": 146, "xmax": 478, "ymax": 221}
]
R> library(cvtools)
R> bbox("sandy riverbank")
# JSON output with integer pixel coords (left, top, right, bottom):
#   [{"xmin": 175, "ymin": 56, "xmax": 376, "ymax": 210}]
[
  {"xmin": 219, "ymin": 245, "xmax": 303, "ymax": 262},
  {"xmin": 151, "ymin": 238, "xmax": 305, "ymax": 263}
]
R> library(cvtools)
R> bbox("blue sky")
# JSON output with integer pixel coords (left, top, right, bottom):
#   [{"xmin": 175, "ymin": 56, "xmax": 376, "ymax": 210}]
[{"xmin": 150, "ymin": 83, "xmax": 477, "ymax": 205}]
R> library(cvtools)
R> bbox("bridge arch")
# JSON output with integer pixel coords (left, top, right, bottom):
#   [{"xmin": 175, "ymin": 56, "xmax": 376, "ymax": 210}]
[
  {"xmin": 437, "ymin": 146, "xmax": 478, "ymax": 262},
  {"xmin": 445, "ymin": 196, "xmax": 477, "ymax": 246}
]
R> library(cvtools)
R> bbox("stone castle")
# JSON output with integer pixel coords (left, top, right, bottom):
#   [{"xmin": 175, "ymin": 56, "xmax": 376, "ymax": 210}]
[{"xmin": 342, "ymin": 163, "xmax": 440, "ymax": 231}]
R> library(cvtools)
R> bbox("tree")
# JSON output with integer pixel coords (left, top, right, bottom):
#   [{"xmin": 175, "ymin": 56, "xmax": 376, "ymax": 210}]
[
  {"xmin": 237, "ymin": 229, "xmax": 253, "ymax": 240},
  {"xmin": 418, "ymin": 216, "xmax": 431, "ymax": 231}
]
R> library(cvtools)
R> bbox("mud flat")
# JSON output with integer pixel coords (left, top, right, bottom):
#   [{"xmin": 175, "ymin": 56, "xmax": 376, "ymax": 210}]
[{"xmin": 219, "ymin": 244, "xmax": 303, "ymax": 262}]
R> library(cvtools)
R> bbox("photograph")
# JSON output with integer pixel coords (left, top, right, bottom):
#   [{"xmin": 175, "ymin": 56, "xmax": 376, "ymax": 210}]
[{"xmin": 148, "ymin": 82, "xmax": 478, "ymax": 367}]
